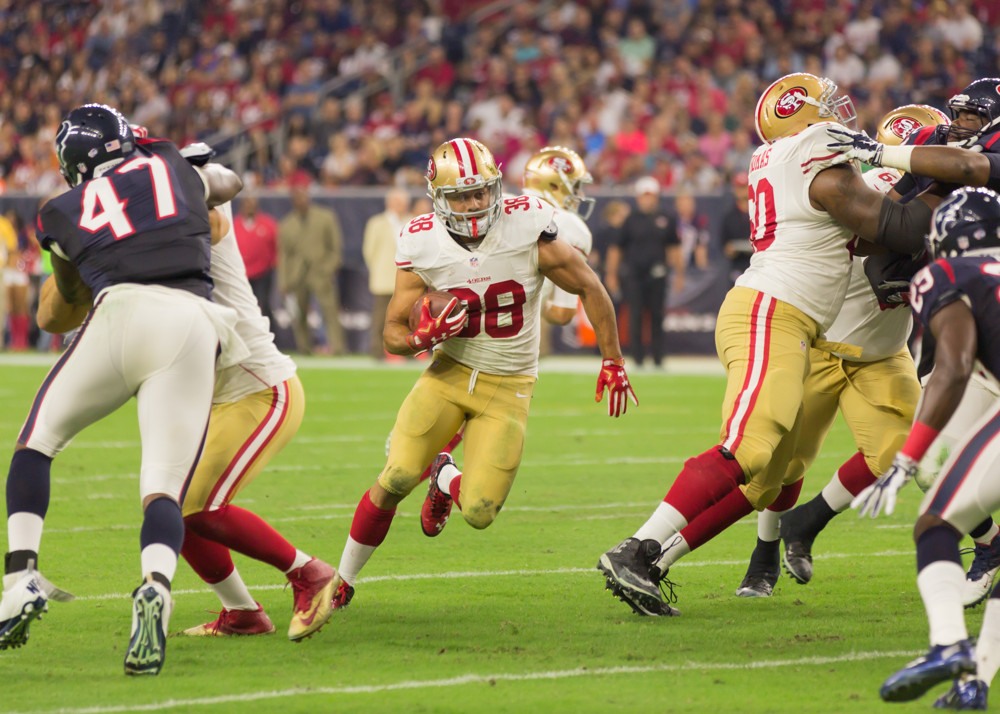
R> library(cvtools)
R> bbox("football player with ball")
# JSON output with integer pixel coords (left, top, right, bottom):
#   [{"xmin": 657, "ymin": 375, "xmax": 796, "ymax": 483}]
[{"xmin": 328, "ymin": 138, "xmax": 635, "ymax": 609}]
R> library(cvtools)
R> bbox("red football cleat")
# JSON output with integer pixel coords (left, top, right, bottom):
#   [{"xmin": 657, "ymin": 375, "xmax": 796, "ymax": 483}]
[
  {"xmin": 182, "ymin": 604, "xmax": 275, "ymax": 636},
  {"xmin": 421, "ymin": 453, "xmax": 456, "ymax": 537},
  {"xmin": 286, "ymin": 558, "xmax": 335, "ymax": 641},
  {"xmin": 331, "ymin": 576, "xmax": 355, "ymax": 611}
]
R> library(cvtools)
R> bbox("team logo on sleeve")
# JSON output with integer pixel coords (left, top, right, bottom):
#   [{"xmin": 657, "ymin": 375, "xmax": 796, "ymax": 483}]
[
  {"xmin": 889, "ymin": 116, "xmax": 920, "ymax": 140},
  {"xmin": 775, "ymin": 87, "xmax": 808, "ymax": 118}
]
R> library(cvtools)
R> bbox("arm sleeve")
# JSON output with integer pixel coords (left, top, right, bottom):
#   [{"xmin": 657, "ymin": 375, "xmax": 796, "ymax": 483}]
[{"xmin": 875, "ymin": 195, "xmax": 933, "ymax": 253}]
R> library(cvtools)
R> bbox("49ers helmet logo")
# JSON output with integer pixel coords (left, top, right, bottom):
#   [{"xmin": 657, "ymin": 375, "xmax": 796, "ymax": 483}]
[
  {"xmin": 775, "ymin": 87, "xmax": 808, "ymax": 118},
  {"xmin": 889, "ymin": 116, "xmax": 920, "ymax": 140},
  {"xmin": 547, "ymin": 156, "xmax": 573, "ymax": 173},
  {"xmin": 426, "ymin": 157, "xmax": 437, "ymax": 181}
]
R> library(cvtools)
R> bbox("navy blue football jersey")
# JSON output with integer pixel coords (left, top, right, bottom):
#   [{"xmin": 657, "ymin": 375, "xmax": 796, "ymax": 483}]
[
  {"xmin": 910, "ymin": 256, "xmax": 1000, "ymax": 380},
  {"xmin": 37, "ymin": 138, "xmax": 213, "ymax": 299}
]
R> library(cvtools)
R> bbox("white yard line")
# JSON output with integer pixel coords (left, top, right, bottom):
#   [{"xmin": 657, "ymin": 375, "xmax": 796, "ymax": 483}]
[
  {"xmin": 72, "ymin": 551, "xmax": 915, "ymax": 602},
  {"xmin": 16, "ymin": 648, "xmax": 917, "ymax": 714}
]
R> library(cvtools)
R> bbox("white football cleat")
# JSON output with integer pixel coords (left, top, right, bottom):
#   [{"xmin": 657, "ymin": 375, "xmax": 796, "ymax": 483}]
[
  {"xmin": 0, "ymin": 572, "xmax": 48, "ymax": 650},
  {"xmin": 124, "ymin": 580, "xmax": 172, "ymax": 676}
]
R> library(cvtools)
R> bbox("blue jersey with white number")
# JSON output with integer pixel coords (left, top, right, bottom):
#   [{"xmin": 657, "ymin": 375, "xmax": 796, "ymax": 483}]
[
  {"xmin": 37, "ymin": 139, "xmax": 212, "ymax": 299},
  {"xmin": 911, "ymin": 256, "xmax": 1000, "ymax": 380}
]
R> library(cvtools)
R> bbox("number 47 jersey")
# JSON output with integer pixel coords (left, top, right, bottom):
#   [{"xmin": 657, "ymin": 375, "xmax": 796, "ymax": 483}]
[
  {"xmin": 396, "ymin": 195, "xmax": 556, "ymax": 377},
  {"xmin": 37, "ymin": 138, "xmax": 213, "ymax": 300}
]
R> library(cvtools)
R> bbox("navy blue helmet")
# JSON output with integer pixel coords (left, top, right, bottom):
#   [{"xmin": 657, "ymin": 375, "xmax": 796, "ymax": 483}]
[
  {"xmin": 946, "ymin": 78, "xmax": 1000, "ymax": 147},
  {"xmin": 54, "ymin": 103, "xmax": 135, "ymax": 187},
  {"xmin": 927, "ymin": 186, "xmax": 1000, "ymax": 259}
]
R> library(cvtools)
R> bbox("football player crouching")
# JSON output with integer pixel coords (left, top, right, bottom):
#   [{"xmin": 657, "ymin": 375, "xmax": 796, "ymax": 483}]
[{"xmin": 328, "ymin": 137, "xmax": 635, "ymax": 610}]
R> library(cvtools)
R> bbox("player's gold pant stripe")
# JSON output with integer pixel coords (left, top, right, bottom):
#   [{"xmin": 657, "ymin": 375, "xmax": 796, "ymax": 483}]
[
  {"xmin": 182, "ymin": 376, "xmax": 304, "ymax": 516},
  {"xmin": 722, "ymin": 291, "xmax": 776, "ymax": 454}
]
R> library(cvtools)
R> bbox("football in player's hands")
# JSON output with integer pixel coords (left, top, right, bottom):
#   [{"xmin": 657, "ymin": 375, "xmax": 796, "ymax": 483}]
[{"xmin": 409, "ymin": 291, "xmax": 464, "ymax": 331}]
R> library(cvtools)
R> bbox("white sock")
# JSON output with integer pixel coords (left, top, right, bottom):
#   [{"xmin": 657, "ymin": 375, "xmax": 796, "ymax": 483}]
[
  {"xmin": 974, "ymin": 523, "xmax": 1000, "ymax": 547},
  {"xmin": 337, "ymin": 535, "xmax": 376, "ymax": 587},
  {"xmin": 436, "ymin": 461, "xmax": 461, "ymax": 496},
  {"xmin": 976, "ymin": 599, "xmax": 1000, "ymax": 685},
  {"xmin": 758, "ymin": 509, "xmax": 781, "ymax": 542},
  {"xmin": 822, "ymin": 470, "xmax": 855, "ymax": 512},
  {"xmin": 140, "ymin": 543, "xmax": 178, "ymax": 583},
  {"xmin": 634, "ymin": 502, "xmax": 686, "ymax": 543},
  {"xmin": 918, "ymin": 561, "xmax": 969, "ymax": 647},
  {"xmin": 7, "ymin": 512, "xmax": 43, "ymax": 553},
  {"xmin": 653, "ymin": 533, "xmax": 691, "ymax": 572},
  {"xmin": 210, "ymin": 570, "xmax": 257, "ymax": 611},
  {"xmin": 283, "ymin": 550, "xmax": 312, "ymax": 573}
]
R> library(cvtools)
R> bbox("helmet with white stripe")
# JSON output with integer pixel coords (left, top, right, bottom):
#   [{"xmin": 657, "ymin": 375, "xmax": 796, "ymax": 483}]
[{"xmin": 426, "ymin": 138, "xmax": 503, "ymax": 239}]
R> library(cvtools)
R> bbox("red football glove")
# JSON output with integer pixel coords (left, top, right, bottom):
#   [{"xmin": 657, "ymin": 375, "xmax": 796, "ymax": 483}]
[
  {"xmin": 406, "ymin": 296, "xmax": 467, "ymax": 352},
  {"xmin": 596, "ymin": 358, "xmax": 638, "ymax": 417}
]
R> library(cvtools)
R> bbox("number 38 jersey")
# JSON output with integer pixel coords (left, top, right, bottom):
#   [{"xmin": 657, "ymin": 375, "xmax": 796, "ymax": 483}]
[
  {"xmin": 396, "ymin": 195, "xmax": 556, "ymax": 377},
  {"xmin": 736, "ymin": 121, "xmax": 857, "ymax": 331},
  {"xmin": 910, "ymin": 256, "xmax": 1000, "ymax": 381},
  {"xmin": 36, "ymin": 138, "xmax": 213, "ymax": 299}
]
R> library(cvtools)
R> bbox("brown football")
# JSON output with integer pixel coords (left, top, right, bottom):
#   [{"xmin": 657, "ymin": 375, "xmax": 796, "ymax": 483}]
[{"xmin": 409, "ymin": 290, "xmax": 462, "ymax": 331}]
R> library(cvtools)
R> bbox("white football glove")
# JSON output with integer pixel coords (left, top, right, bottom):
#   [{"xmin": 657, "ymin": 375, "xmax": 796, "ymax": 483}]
[
  {"xmin": 852, "ymin": 453, "xmax": 919, "ymax": 518},
  {"xmin": 825, "ymin": 126, "xmax": 886, "ymax": 167}
]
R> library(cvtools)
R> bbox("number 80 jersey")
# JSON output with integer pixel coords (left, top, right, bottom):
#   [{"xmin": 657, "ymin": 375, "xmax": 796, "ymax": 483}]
[
  {"xmin": 396, "ymin": 195, "xmax": 556, "ymax": 376},
  {"xmin": 736, "ymin": 121, "xmax": 857, "ymax": 332}
]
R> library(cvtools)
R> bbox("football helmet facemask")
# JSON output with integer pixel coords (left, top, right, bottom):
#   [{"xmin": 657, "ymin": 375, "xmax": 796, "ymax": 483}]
[
  {"xmin": 426, "ymin": 138, "xmax": 503, "ymax": 239},
  {"xmin": 55, "ymin": 103, "xmax": 136, "ymax": 187},
  {"xmin": 523, "ymin": 146, "xmax": 595, "ymax": 220},
  {"xmin": 876, "ymin": 104, "xmax": 950, "ymax": 146},
  {"xmin": 754, "ymin": 73, "xmax": 857, "ymax": 144},
  {"xmin": 926, "ymin": 186, "xmax": 1000, "ymax": 260},
  {"xmin": 946, "ymin": 78, "xmax": 1000, "ymax": 147}
]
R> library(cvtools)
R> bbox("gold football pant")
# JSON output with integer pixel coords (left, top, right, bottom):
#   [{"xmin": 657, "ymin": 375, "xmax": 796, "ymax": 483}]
[
  {"xmin": 754, "ymin": 347, "xmax": 919, "ymax": 494},
  {"xmin": 182, "ymin": 376, "xmax": 305, "ymax": 516},
  {"xmin": 378, "ymin": 354, "xmax": 534, "ymax": 529},
  {"xmin": 715, "ymin": 287, "xmax": 819, "ymax": 508}
]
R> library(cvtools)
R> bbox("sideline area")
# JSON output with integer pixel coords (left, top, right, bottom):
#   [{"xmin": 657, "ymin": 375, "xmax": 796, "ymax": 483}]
[{"xmin": 0, "ymin": 353, "xmax": 725, "ymax": 376}]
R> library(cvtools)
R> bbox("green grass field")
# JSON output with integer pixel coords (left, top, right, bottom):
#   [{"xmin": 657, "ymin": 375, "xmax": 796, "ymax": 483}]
[{"xmin": 0, "ymin": 358, "xmax": 981, "ymax": 713}]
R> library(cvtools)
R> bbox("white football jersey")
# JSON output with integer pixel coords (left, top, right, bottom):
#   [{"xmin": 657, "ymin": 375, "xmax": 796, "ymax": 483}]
[
  {"xmin": 824, "ymin": 168, "xmax": 912, "ymax": 362},
  {"xmin": 396, "ymin": 195, "xmax": 555, "ymax": 376},
  {"xmin": 735, "ymin": 121, "xmax": 857, "ymax": 331},
  {"xmin": 523, "ymin": 188, "xmax": 593, "ymax": 309},
  {"xmin": 211, "ymin": 202, "xmax": 297, "ymax": 403}
]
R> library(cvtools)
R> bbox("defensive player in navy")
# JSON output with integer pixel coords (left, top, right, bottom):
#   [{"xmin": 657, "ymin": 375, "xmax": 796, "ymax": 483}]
[
  {"xmin": 329, "ymin": 138, "xmax": 634, "ymax": 609},
  {"xmin": 851, "ymin": 187, "xmax": 1000, "ymax": 708},
  {"xmin": 0, "ymin": 104, "xmax": 244, "ymax": 675}
]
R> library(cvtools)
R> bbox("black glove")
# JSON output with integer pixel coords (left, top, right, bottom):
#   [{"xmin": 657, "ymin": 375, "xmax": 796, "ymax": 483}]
[{"xmin": 864, "ymin": 250, "xmax": 928, "ymax": 308}]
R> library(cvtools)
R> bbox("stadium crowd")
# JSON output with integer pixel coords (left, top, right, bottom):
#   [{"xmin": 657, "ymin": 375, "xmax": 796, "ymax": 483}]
[
  {"xmin": 0, "ymin": 0, "xmax": 997, "ymax": 195},
  {"xmin": 2, "ymin": 0, "xmax": 1000, "ymax": 353}
]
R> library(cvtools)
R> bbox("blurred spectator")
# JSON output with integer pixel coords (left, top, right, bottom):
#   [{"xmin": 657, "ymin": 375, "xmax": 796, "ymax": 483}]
[
  {"xmin": 363, "ymin": 188, "xmax": 411, "ymax": 359},
  {"xmin": 4, "ymin": 212, "xmax": 38, "ymax": 351},
  {"xmin": 674, "ymin": 191, "xmax": 710, "ymax": 272},
  {"xmin": 233, "ymin": 195, "xmax": 279, "ymax": 332},
  {"xmin": 0, "ymin": 211, "xmax": 14, "ymax": 349},
  {"xmin": 278, "ymin": 175, "xmax": 345, "ymax": 355},
  {"xmin": 604, "ymin": 177, "xmax": 681, "ymax": 368},
  {"xmin": 721, "ymin": 174, "xmax": 753, "ymax": 285}
]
